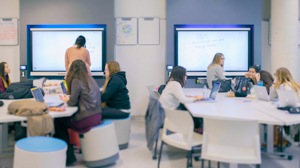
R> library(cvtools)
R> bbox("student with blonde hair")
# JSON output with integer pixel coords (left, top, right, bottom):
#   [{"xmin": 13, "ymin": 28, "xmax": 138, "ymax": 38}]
[
  {"xmin": 101, "ymin": 61, "xmax": 130, "ymax": 119},
  {"xmin": 207, "ymin": 53, "xmax": 225, "ymax": 89},
  {"xmin": 0, "ymin": 62, "xmax": 11, "ymax": 94},
  {"xmin": 270, "ymin": 67, "xmax": 300, "ymax": 99}
]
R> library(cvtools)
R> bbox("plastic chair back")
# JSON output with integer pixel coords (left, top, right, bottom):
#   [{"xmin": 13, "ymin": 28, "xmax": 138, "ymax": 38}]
[{"xmin": 202, "ymin": 117, "xmax": 261, "ymax": 164}]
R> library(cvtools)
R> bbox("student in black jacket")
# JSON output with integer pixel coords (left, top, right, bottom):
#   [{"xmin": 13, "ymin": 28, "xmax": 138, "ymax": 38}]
[{"xmin": 101, "ymin": 61, "xmax": 130, "ymax": 119}]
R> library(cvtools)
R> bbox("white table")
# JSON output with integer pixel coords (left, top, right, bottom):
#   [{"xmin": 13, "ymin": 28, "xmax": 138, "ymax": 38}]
[
  {"xmin": 183, "ymin": 88, "xmax": 296, "ymax": 167},
  {"xmin": 0, "ymin": 94, "xmax": 78, "ymax": 154}
]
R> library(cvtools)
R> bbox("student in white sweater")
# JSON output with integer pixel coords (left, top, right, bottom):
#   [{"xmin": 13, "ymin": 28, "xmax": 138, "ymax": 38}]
[
  {"xmin": 207, "ymin": 53, "xmax": 226, "ymax": 89},
  {"xmin": 269, "ymin": 67, "xmax": 300, "ymax": 144},
  {"xmin": 159, "ymin": 66, "xmax": 205, "ymax": 131},
  {"xmin": 269, "ymin": 67, "xmax": 300, "ymax": 100}
]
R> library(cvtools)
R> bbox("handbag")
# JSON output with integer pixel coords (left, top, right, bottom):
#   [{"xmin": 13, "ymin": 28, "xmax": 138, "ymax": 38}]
[{"xmin": 212, "ymin": 79, "xmax": 231, "ymax": 92}]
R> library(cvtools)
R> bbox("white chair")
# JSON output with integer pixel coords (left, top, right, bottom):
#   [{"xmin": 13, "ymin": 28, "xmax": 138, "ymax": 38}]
[
  {"xmin": 201, "ymin": 117, "xmax": 261, "ymax": 168},
  {"xmin": 147, "ymin": 85, "xmax": 161, "ymax": 99},
  {"xmin": 157, "ymin": 108, "xmax": 203, "ymax": 168},
  {"xmin": 104, "ymin": 116, "xmax": 131, "ymax": 150},
  {"xmin": 13, "ymin": 136, "xmax": 67, "ymax": 168},
  {"xmin": 80, "ymin": 120, "xmax": 119, "ymax": 167}
]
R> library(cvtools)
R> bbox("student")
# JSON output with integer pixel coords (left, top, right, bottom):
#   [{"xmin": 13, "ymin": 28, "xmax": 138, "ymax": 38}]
[
  {"xmin": 101, "ymin": 61, "xmax": 131, "ymax": 119},
  {"xmin": 244, "ymin": 66, "xmax": 274, "ymax": 94},
  {"xmin": 54, "ymin": 60, "xmax": 102, "ymax": 165},
  {"xmin": 159, "ymin": 66, "xmax": 205, "ymax": 130},
  {"xmin": 65, "ymin": 35, "xmax": 92, "ymax": 76},
  {"xmin": 207, "ymin": 53, "xmax": 225, "ymax": 89},
  {"xmin": 245, "ymin": 65, "xmax": 260, "ymax": 84},
  {"xmin": 269, "ymin": 67, "xmax": 300, "ymax": 100},
  {"xmin": 0, "ymin": 62, "xmax": 11, "ymax": 94}
]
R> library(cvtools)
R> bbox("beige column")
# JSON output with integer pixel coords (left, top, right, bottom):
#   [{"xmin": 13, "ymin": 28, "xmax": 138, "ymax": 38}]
[{"xmin": 271, "ymin": 0, "xmax": 299, "ymax": 81}]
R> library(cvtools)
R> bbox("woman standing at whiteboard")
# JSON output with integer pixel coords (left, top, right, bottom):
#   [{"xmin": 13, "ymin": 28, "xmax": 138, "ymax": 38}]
[
  {"xmin": 65, "ymin": 35, "xmax": 92, "ymax": 76},
  {"xmin": 207, "ymin": 53, "xmax": 225, "ymax": 89}
]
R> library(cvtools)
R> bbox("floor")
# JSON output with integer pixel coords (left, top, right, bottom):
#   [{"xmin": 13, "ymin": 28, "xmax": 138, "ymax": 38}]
[{"xmin": 0, "ymin": 120, "xmax": 299, "ymax": 168}]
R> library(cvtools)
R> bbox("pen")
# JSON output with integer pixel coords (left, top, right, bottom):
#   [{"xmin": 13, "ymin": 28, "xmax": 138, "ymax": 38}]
[{"xmin": 243, "ymin": 100, "xmax": 251, "ymax": 103}]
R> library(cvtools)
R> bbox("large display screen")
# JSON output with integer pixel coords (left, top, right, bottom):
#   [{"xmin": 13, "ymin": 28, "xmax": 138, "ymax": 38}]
[{"xmin": 176, "ymin": 27, "xmax": 252, "ymax": 74}]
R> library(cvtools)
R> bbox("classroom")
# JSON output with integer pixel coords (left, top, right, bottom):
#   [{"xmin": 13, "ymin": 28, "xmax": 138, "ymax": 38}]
[{"xmin": 0, "ymin": 0, "xmax": 300, "ymax": 168}]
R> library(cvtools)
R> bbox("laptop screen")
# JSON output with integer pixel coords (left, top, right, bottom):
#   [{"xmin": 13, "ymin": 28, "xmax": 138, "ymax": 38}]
[
  {"xmin": 209, "ymin": 82, "xmax": 221, "ymax": 100},
  {"xmin": 31, "ymin": 88, "xmax": 45, "ymax": 102}
]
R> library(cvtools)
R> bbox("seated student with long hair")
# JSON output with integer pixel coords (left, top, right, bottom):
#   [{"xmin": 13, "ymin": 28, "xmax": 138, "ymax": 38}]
[
  {"xmin": 207, "ymin": 53, "xmax": 225, "ymax": 89},
  {"xmin": 0, "ymin": 62, "xmax": 11, "ymax": 94},
  {"xmin": 269, "ymin": 67, "xmax": 300, "ymax": 146},
  {"xmin": 101, "ymin": 61, "xmax": 131, "ymax": 119},
  {"xmin": 159, "ymin": 66, "xmax": 205, "ymax": 131},
  {"xmin": 55, "ymin": 60, "xmax": 102, "ymax": 166},
  {"xmin": 244, "ymin": 65, "xmax": 274, "ymax": 94},
  {"xmin": 270, "ymin": 67, "xmax": 300, "ymax": 99}
]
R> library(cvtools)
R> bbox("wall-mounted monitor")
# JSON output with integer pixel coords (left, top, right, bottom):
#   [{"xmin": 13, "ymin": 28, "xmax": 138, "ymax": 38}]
[
  {"xmin": 27, "ymin": 25, "xmax": 106, "ymax": 77},
  {"xmin": 175, "ymin": 25, "xmax": 253, "ymax": 76}
]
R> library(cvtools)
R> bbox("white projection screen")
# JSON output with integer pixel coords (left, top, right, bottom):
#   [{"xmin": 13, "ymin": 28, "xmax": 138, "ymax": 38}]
[
  {"xmin": 176, "ymin": 27, "xmax": 252, "ymax": 76},
  {"xmin": 30, "ymin": 28, "xmax": 104, "ymax": 76}
]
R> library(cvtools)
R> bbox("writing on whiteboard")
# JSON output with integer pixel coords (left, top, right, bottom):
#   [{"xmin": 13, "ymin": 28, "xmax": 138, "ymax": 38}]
[{"xmin": 0, "ymin": 22, "xmax": 17, "ymax": 41}]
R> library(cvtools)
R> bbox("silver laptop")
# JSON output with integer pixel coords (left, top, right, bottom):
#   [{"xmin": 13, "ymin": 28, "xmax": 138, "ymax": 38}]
[
  {"xmin": 277, "ymin": 90, "xmax": 299, "ymax": 107},
  {"xmin": 254, "ymin": 85, "xmax": 270, "ymax": 102},
  {"xmin": 31, "ymin": 88, "xmax": 64, "ymax": 107},
  {"xmin": 198, "ymin": 82, "xmax": 221, "ymax": 102}
]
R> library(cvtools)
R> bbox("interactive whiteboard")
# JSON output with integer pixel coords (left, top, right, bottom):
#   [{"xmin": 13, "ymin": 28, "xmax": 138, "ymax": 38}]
[
  {"xmin": 176, "ymin": 28, "xmax": 251, "ymax": 72},
  {"xmin": 31, "ymin": 28, "xmax": 103, "ymax": 72}
]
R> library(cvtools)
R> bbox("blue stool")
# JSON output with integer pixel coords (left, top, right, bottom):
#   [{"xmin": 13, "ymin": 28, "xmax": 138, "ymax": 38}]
[
  {"xmin": 13, "ymin": 136, "xmax": 67, "ymax": 168},
  {"xmin": 80, "ymin": 120, "xmax": 119, "ymax": 167},
  {"xmin": 104, "ymin": 116, "xmax": 131, "ymax": 150}
]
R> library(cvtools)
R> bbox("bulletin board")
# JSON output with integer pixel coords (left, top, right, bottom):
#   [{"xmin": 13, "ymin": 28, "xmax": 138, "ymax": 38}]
[
  {"xmin": 138, "ymin": 17, "xmax": 160, "ymax": 45},
  {"xmin": 116, "ymin": 18, "xmax": 137, "ymax": 45},
  {"xmin": 0, "ymin": 18, "xmax": 18, "ymax": 45}
]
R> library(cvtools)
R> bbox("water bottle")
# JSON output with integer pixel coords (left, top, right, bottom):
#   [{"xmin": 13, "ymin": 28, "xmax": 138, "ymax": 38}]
[
  {"xmin": 250, "ymin": 86, "xmax": 256, "ymax": 99},
  {"xmin": 203, "ymin": 85, "xmax": 208, "ymax": 98}
]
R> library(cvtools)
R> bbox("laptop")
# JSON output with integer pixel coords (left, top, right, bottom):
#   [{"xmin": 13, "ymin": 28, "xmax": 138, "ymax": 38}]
[
  {"xmin": 199, "ymin": 82, "xmax": 221, "ymax": 102},
  {"xmin": 254, "ymin": 85, "xmax": 270, "ymax": 102},
  {"xmin": 31, "ymin": 88, "xmax": 64, "ymax": 107},
  {"xmin": 277, "ymin": 90, "xmax": 299, "ymax": 107}
]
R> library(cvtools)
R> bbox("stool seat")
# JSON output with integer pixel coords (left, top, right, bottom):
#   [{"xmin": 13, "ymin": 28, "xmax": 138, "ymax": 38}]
[
  {"xmin": 16, "ymin": 136, "xmax": 67, "ymax": 152},
  {"xmin": 80, "ymin": 120, "xmax": 119, "ymax": 167},
  {"xmin": 92, "ymin": 120, "xmax": 113, "ymax": 129},
  {"xmin": 14, "ymin": 137, "xmax": 67, "ymax": 168},
  {"xmin": 104, "ymin": 116, "xmax": 131, "ymax": 150}
]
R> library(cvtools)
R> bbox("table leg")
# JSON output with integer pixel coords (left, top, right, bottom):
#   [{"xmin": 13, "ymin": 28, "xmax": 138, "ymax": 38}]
[
  {"xmin": 229, "ymin": 163, "xmax": 238, "ymax": 168},
  {"xmin": 0, "ymin": 124, "xmax": 3, "ymax": 154},
  {"xmin": 267, "ymin": 124, "xmax": 274, "ymax": 153}
]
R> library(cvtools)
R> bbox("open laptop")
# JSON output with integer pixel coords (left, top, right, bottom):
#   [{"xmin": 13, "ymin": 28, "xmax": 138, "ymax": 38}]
[
  {"xmin": 31, "ymin": 88, "xmax": 64, "ymax": 107},
  {"xmin": 199, "ymin": 82, "xmax": 221, "ymax": 102},
  {"xmin": 277, "ymin": 90, "xmax": 299, "ymax": 107},
  {"xmin": 254, "ymin": 85, "xmax": 270, "ymax": 102}
]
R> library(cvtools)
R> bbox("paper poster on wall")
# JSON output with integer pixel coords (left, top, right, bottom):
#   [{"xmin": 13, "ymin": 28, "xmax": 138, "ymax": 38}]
[
  {"xmin": 138, "ymin": 17, "xmax": 160, "ymax": 45},
  {"xmin": 0, "ymin": 18, "xmax": 18, "ymax": 45},
  {"xmin": 116, "ymin": 18, "xmax": 137, "ymax": 45}
]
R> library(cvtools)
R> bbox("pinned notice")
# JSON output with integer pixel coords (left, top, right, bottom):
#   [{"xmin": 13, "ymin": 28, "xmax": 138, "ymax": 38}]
[{"xmin": 0, "ymin": 18, "xmax": 18, "ymax": 45}]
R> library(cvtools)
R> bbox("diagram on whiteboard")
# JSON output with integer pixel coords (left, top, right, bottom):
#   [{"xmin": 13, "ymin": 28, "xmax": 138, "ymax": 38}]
[{"xmin": 116, "ymin": 18, "xmax": 137, "ymax": 45}]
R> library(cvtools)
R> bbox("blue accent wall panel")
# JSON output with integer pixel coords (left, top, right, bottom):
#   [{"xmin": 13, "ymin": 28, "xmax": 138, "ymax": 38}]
[{"xmin": 167, "ymin": 0, "xmax": 262, "ymax": 88}]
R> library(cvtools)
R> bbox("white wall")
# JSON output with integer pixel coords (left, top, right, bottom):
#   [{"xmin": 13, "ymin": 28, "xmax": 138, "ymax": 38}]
[
  {"xmin": 115, "ymin": 0, "xmax": 166, "ymax": 116},
  {"xmin": 0, "ymin": 0, "xmax": 20, "ymax": 82}
]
